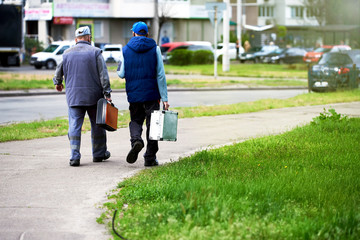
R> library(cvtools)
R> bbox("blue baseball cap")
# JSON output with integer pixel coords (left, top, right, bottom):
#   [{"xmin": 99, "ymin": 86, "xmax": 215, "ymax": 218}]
[{"xmin": 131, "ymin": 21, "xmax": 148, "ymax": 35}]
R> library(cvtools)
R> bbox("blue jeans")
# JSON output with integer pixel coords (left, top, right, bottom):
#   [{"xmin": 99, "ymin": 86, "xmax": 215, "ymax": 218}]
[{"xmin": 68, "ymin": 105, "xmax": 107, "ymax": 160}]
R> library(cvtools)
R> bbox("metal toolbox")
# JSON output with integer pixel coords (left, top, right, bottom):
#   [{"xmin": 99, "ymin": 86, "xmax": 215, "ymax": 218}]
[{"xmin": 149, "ymin": 110, "xmax": 178, "ymax": 141}]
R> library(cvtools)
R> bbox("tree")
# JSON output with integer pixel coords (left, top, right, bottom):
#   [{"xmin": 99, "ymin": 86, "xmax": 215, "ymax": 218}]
[
  {"xmin": 153, "ymin": 0, "xmax": 174, "ymax": 44},
  {"xmin": 302, "ymin": 0, "xmax": 327, "ymax": 26}
]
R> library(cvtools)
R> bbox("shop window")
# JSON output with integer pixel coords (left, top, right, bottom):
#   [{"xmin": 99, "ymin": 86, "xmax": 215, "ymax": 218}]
[{"xmin": 94, "ymin": 21, "xmax": 103, "ymax": 39}]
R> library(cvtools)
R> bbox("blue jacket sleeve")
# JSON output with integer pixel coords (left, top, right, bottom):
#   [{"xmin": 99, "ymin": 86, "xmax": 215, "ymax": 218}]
[{"xmin": 156, "ymin": 46, "xmax": 168, "ymax": 102}]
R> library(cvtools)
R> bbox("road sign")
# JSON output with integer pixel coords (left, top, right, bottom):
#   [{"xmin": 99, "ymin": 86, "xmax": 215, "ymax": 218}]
[{"xmin": 206, "ymin": 2, "xmax": 226, "ymax": 27}]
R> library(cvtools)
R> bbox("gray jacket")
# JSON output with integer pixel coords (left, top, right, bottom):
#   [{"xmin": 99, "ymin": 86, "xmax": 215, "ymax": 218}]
[{"xmin": 53, "ymin": 41, "xmax": 111, "ymax": 107}]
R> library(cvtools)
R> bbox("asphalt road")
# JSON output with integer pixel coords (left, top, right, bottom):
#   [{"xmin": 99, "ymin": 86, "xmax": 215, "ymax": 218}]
[{"xmin": 0, "ymin": 89, "xmax": 307, "ymax": 124}]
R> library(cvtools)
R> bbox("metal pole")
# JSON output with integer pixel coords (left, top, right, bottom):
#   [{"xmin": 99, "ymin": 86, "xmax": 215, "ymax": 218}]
[
  {"xmin": 222, "ymin": 0, "xmax": 230, "ymax": 72},
  {"xmin": 237, "ymin": 0, "xmax": 242, "ymax": 59},
  {"xmin": 214, "ymin": 6, "xmax": 218, "ymax": 79}
]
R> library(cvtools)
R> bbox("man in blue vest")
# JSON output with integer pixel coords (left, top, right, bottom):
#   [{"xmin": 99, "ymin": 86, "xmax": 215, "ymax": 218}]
[
  {"xmin": 53, "ymin": 26, "xmax": 112, "ymax": 167},
  {"xmin": 117, "ymin": 21, "xmax": 169, "ymax": 167}
]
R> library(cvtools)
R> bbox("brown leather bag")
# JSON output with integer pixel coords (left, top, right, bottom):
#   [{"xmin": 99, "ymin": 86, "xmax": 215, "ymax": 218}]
[{"xmin": 96, "ymin": 98, "xmax": 118, "ymax": 131}]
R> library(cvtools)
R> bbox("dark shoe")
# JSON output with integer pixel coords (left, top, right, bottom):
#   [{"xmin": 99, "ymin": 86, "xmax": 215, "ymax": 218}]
[
  {"xmin": 93, "ymin": 151, "xmax": 111, "ymax": 162},
  {"xmin": 126, "ymin": 141, "xmax": 144, "ymax": 164},
  {"xmin": 69, "ymin": 159, "xmax": 80, "ymax": 167},
  {"xmin": 144, "ymin": 159, "xmax": 159, "ymax": 167}
]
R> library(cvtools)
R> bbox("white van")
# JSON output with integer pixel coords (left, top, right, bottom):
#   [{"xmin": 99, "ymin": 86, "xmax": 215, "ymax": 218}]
[
  {"xmin": 102, "ymin": 44, "xmax": 123, "ymax": 63},
  {"xmin": 30, "ymin": 41, "xmax": 75, "ymax": 69}
]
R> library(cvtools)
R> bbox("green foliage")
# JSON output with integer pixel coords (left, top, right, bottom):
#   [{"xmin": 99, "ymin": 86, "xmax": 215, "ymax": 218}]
[
  {"xmin": 169, "ymin": 49, "xmax": 214, "ymax": 66},
  {"xmin": 192, "ymin": 50, "xmax": 213, "ymax": 65},
  {"xmin": 277, "ymin": 25, "xmax": 287, "ymax": 38},
  {"xmin": 168, "ymin": 49, "xmax": 193, "ymax": 66},
  {"xmin": 312, "ymin": 108, "xmax": 348, "ymax": 125},
  {"xmin": 24, "ymin": 37, "xmax": 44, "ymax": 61},
  {"xmin": 104, "ymin": 117, "xmax": 360, "ymax": 239}
]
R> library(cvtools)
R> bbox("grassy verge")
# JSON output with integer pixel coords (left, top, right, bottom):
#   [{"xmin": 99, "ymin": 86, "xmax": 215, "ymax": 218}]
[
  {"xmin": 167, "ymin": 79, "xmax": 307, "ymax": 88},
  {"xmin": 100, "ymin": 110, "xmax": 360, "ymax": 239},
  {"xmin": 1, "ymin": 63, "xmax": 306, "ymax": 90},
  {"xmin": 1, "ymin": 89, "xmax": 359, "ymax": 142},
  {"xmin": 163, "ymin": 63, "xmax": 308, "ymax": 79},
  {"xmin": 107, "ymin": 63, "xmax": 308, "ymax": 79}
]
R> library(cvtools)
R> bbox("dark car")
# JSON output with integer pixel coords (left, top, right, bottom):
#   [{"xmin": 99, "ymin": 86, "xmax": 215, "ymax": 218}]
[
  {"xmin": 263, "ymin": 47, "xmax": 307, "ymax": 64},
  {"xmin": 308, "ymin": 50, "xmax": 360, "ymax": 92},
  {"xmin": 239, "ymin": 46, "xmax": 262, "ymax": 63},
  {"xmin": 262, "ymin": 48, "xmax": 285, "ymax": 63}
]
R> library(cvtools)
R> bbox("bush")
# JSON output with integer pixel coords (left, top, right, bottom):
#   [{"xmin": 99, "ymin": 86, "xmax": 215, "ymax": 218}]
[
  {"xmin": 168, "ymin": 49, "xmax": 193, "ymax": 66},
  {"xmin": 192, "ymin": 50, "xmax": 214, "ymax": 64}
]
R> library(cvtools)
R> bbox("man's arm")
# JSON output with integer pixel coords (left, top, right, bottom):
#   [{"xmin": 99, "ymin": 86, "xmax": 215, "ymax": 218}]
[
  {"xmin": 53, "ymin": 61, "xmax": 64, "ymax": 92},
  {"xmin": 117, "ymin": 51, "xmax": 125, "ymax": 79},
  {"xmin": 96, "ymin": 53, "xmax": 112, "ymax": 101},
  {"xmin": 156, "ymin": 46, "xmax": 169, "ymax": 110}
]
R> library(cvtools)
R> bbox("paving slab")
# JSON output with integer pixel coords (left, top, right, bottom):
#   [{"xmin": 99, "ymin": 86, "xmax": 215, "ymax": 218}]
[{"xmin": 0, "ymin": 102, "xmax": 359, "ymax": 240}]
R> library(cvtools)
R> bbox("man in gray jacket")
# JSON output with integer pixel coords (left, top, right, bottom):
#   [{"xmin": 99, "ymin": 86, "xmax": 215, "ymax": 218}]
[{"xmin": 53, "ymin": 26, "xmax": 112, "ymax": 167}]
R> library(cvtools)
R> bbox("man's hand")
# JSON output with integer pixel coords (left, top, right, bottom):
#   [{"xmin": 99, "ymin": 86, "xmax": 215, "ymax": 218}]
[
  {"xmin": 163, "ymin": 101, "xmax": 170, "ymax": 110},
  {"xmin": 55, "ymin": 84, "xmax": 64, "ymax": 92},
  {"xmin": 105, "ymin": 96, "xmax": 112, "ymax": 102}
]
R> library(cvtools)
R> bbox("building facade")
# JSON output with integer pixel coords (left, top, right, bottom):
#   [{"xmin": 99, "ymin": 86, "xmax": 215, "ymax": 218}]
[{"xmin": 23, "ymin": 0, "xmax": 357, "ymax": 50}]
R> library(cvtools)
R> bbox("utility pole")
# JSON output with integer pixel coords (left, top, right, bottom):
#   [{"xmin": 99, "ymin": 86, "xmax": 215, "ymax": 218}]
[
  {"xmin": 236, "ymin": 0, "xmax": 242, "ymax": 59},
  {"xmin": 214, "ymin": 7, "xmax": 218, "ymax": 79},
  {"xmin": 153, "ymin": 0, "xmax": 159, "ymax": 44},
  {"xmin": 206, "ymin": 2, "xmax": 226, "ymax": 79},
  {"xmin": 222, "ymin": 0, "xmax": 230, "ymax": 72}
]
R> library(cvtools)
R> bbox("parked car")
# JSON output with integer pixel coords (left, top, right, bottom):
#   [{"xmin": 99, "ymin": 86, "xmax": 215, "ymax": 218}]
[
  {"xmin": 253, "ymin": 45, "xmax": 280, "ymax": 63},
  {"xmin": 303, "ymin": 45, "xmax": 351, "ymax": 63},
  {"xmin": 160, "ymin": 42, "xmax": 190, "ymax": 63},
  {"xmin": 239, "ymin": 46, "xmax": 262, "ymax": 63},
  {"xmin": 161, "ymin": 41, "xmax": 213, "ymax": 63},
  {"xmin": 263, "ymin": 47, "xmax": 307, "ymax": 64},
  {"xmin": 308, "ymin": 50, "xmax": 359, "ymax": 92},
  {"xmin": 216, "ymin": 43, "xmax": 244, "ymax": 60},
  {"xmin": 102, "ymin": 44, "xmax": 122, "ymax": 63},
  {"xmin": 30, "ymin": 41, "xmax": 74, "ymax": 69}
]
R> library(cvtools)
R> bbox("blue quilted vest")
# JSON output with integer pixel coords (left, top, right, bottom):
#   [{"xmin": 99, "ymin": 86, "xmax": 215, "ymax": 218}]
[
  {"xmin": 62, "ymin": 41, "xmax": 103, "ymax": 107},
  {"xmin": 123, "ymin": 36, "xmax": 160, "ymax": 103}
]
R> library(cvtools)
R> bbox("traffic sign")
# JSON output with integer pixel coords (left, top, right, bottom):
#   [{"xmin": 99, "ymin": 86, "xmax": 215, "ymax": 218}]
[{"xmin": 206, "ymin": 2, "xmax": 226, "ymax": 27}]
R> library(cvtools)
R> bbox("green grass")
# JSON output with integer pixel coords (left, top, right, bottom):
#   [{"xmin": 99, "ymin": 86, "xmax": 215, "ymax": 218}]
[
  {"xmin": 0, "ymin": 112, "xmax": 130, "ymax": 142},
  {"xmin": 163, "ymin": 63, "xmax": 308, "ymax": 79},
  {"xmin": 0, "ymin": 78, "xmax": 54, "ymax": 90},
  {"xmin": 101, "ymin": 110, "xmax": 360, "ymax": 239},
  {"xmin": 1, "ymin": 89, "xmax": 359, "ymax": 142},
  {"xmin": 107, "ymin": 63, "xmax": 308, "ymax": 79},
  {"xmin": 166, "ymin": 79, "xmax": 307, "ymax": 88}
]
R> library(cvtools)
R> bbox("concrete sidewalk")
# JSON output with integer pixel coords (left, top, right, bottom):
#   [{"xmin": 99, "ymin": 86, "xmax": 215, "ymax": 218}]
[{"xmin": 1, "ymin": 102, "xmax": 359, "ymax": 240}]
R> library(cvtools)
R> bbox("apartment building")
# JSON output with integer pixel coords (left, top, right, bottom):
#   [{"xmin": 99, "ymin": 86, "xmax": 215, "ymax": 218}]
[
  {"xmin": 23, "ymin": 0, "xmax": 355, "ymax": 49},
  {"xmin": 24, "ymin": 0, "xmax": 218, "ymax": 48}
]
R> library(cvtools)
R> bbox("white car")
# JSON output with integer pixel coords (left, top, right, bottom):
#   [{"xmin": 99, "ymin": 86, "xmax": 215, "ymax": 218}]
[
  {"xmin": 216, "ymin": 43, "xmax": 244, "ymax": 60},
  {"xmin": 30, "ymin": 41, "xmax": 75, "ymax": 69},
  {"xmin": 102, "ymin": 44, "xmax": 123, "ymax": 63}
]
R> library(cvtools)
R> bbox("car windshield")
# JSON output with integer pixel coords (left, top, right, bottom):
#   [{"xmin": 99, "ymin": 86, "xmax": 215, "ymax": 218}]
[
  {"xmin": 318, "ymin": 53, "xmax": 353, "ymax": 65},
  {"xmin": 104, "ymin": 48, "xmax": 120, "ymax": 51},
  {"xmin": 273, "ymin": 49, "xmax": 285, "ymax": 54},
  {"xmin": 188, "ymin": 45, "xmax": 213, "ymax": 51},
  {"xmin": 348, "ymin": 51, "xmax": 360, "ymax": 66},
  {"xmin": 43, "ymin": 45, "xmax": 59, "ymax": 53},
  {"xmin": 314, "ymin": 47, "xmax": 331, "ymax": 53}
]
